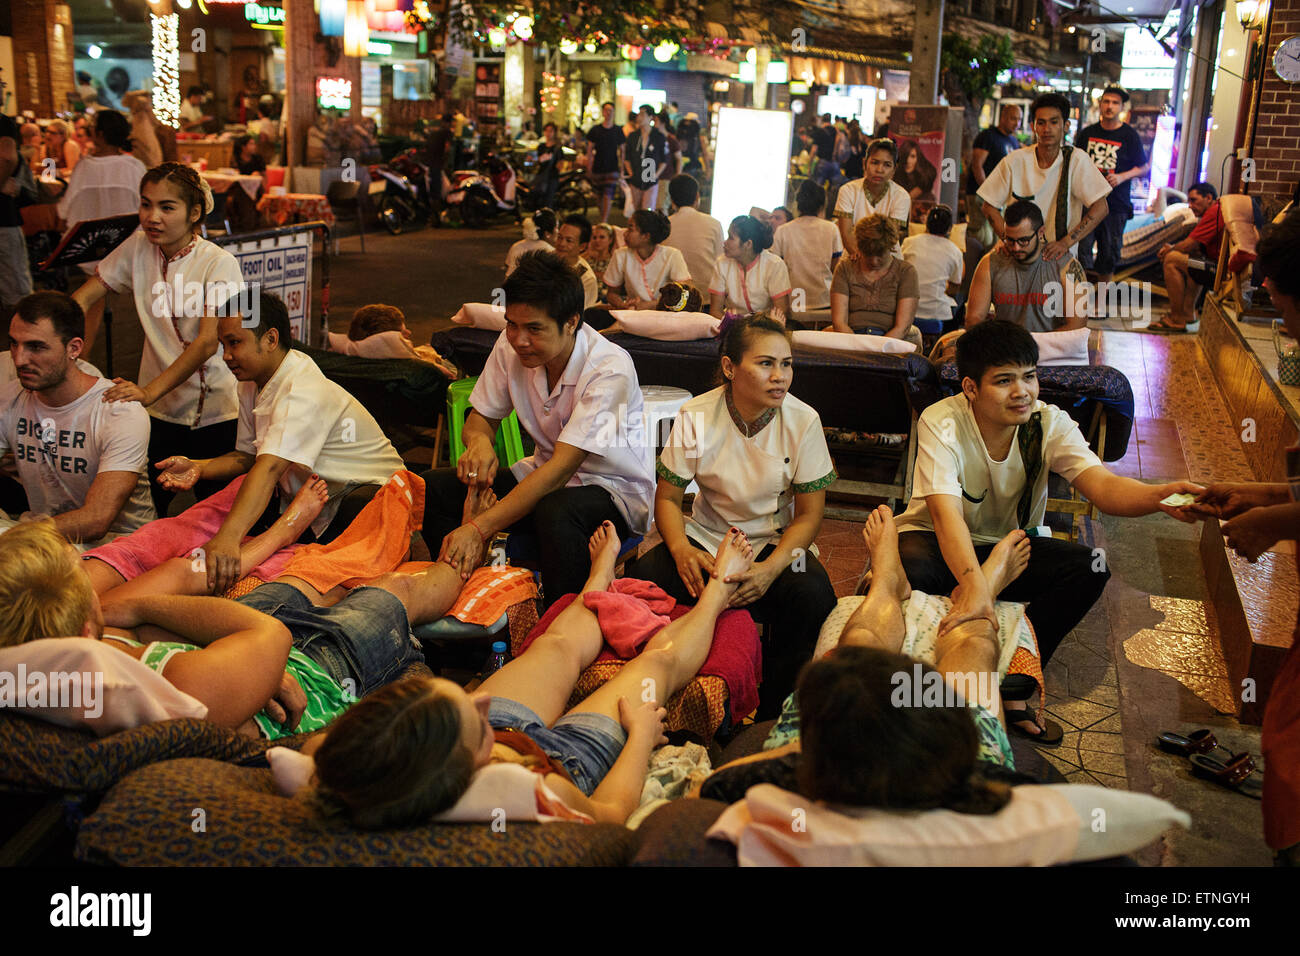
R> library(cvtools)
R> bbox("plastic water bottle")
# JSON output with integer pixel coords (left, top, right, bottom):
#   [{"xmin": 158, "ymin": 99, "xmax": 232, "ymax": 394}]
[{"xmin": 482, "ymin": 641, "xmax": 509, "ymax": 677}]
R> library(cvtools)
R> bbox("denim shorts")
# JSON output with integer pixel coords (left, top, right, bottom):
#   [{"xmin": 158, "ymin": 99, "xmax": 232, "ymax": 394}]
[
  {"xmin": 488, "ymin": 697, "xmax": 627, "ymax": 797},
  {"xmin": 238, "ymin": 583, "xmax": 425, "ymax": 697}
]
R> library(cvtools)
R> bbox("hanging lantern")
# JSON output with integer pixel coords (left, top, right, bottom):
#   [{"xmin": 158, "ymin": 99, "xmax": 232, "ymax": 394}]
[
  {"xmin": 319, "ymin": 0, "xmax": 346, "ymax": 36},
  {"xmin": 344, "ymin": 0, "xmax": 369, "ymax": 56},
  {"xmin": 620, "ymin": 44, "xmax": 642, "ymax": 60},
  {"xmin": 512, "ymin": 15, "xmax": 533, "ymax": 40},
  {"xmin": 559, "ymin": 38, "xmax": 578, "ymax": 55},
  {"xmin": 488, "ymin": 25, "xmax": 507, "ymax": 49},
  {"xmin": 371, "ymin": 0, "xmax": 398, "ymax": 10}
]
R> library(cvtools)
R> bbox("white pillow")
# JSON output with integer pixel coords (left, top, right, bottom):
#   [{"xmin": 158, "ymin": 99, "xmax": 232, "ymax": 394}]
[
  {"xmin": 0, "ymin": 637, "xmax": 208, "ymax": 736},
  {"xmin": 706, "ymin": 782, "xmax": 1189, "ymax": 866},
  {"xmin": 609, "ymin": 310, "xmax": 720, "ymax": 341},
  {"xmin": 451, "ymin": 302, "xmax": 507, "ymax": 332},
  {"xmin": 1031, "ymin": 327, "xmax": 1090, "ymax": 367},
  {"xmin": 326, "ymin": 330, "xmax": 413, "ymax": 360},
  {"xmin": 792, "ymin": 329, "xmax": 917, "ymax": 355}
]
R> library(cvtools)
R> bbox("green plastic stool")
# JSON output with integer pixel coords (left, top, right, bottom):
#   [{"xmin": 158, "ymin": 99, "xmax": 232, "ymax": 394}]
[{"xmin": 446, "ymin": 376, "xmax": 526, "ymax": 468}]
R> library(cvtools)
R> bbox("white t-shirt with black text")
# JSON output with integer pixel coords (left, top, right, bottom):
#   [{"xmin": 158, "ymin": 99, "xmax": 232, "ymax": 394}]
[{"xmin": 0, "ymin": 378, "xmax": 155, "ymax": 542}]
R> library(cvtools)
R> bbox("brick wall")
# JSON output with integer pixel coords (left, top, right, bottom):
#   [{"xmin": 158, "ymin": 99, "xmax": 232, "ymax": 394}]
[
  {"xmin": 9, "ymin": 0, "xmax": 74, "ymax": 115},
  {"xmin": 1253, "ymin": 0, "xmax": 1300, "ymax": 208}
]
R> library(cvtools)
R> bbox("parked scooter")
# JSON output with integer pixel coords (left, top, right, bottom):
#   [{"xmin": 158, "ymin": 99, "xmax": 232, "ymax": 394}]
[
  {"xmin": 370, "ymin": 149, "xmax": 437, "ymax": 235},
  {"xmin": 445, "ymin": 152, "xmax": 519, "ymax": 228}
]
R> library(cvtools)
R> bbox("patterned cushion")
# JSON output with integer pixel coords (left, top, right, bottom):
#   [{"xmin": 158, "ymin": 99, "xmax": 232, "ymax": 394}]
[
  {"xmin": 0, "ymin": 662, "xmax": 432, "ymax": 796},
  {"xmin": 631, "ymin": 798, "xmax": 737, "ymax": 867},
  {"xmin": 75, "ymin": 758, "xmax": 638, "ymax": 867}
]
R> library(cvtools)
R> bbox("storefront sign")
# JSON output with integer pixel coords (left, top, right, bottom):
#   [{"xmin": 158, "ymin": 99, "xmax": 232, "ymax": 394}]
[
  {"xmin": 317, "ymin": 77, "xmax": 353, "ymax": 110},
  {"xmin": 244, "ymin": 2, "xmax": 284, "ymax": 25},
  {"xmin": 710, "ymin": 107, "xmax": 793, "ymax": 227},
  {"xmin": 227, "ymin": 232, "xmax": 313, "ymax": 342}
]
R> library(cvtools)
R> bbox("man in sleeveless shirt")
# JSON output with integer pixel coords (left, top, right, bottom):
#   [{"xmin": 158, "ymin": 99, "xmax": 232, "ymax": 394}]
[{"xmin": 964, "ymin": 200, "xmax": 1089, "ymax": 332}]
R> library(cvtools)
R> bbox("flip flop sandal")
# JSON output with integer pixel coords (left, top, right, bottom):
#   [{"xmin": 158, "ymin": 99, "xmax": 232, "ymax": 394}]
[
  {"xmin": 1189, "ymin": 752, "xmax": 1264, "ymax": 799},
  {"xmin": 1156, "ymin": 729, "xmax": 1234, "ymax": 762},
  {"xmin": 1006, "ymin": 712, "xmax": 1064, "ymax": 746},
  {"xmin": 1140, "ymin": 320, "xmax": 1186, "ymax": 333}
]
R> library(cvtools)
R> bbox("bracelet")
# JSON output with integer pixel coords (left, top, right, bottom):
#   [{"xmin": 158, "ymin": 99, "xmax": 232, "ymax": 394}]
[{"xmin": 468, "ymin": 519, "xmax": 488, "ymax": 542}]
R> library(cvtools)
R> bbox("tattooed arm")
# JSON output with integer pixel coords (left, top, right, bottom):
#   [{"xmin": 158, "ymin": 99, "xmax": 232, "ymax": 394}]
[{"xmin": 1045, "ymin": 197, "xmax": 1109, "ymax": 261}]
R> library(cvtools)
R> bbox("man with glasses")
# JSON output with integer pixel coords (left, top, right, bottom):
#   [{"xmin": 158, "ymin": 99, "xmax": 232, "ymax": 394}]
[
  {"xmin": 0, "ymin": 292, "xmax": 154, "ymax": 546},
  {"xmin": 964, "ymin": 199, "xmax": 1089, "ymax": 331}
]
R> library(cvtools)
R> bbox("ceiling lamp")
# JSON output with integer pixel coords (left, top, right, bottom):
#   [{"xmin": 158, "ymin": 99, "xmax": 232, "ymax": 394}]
[{"xmin": 343, "ymin": 0, "xmax": 369, "ymax": 57}]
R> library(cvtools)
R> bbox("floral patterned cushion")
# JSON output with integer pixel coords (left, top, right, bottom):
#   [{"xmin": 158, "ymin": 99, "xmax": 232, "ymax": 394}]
[
  {"xmin": 75, "ymin": 758, "xmax": 638, "ymax": 867},
  {"xmin": 0, "ymin": 662, "xmax": 433, "ymax": 796}
]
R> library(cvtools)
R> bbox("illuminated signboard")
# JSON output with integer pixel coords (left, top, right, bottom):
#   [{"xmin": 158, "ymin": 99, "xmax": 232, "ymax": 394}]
[
  {"xmin": 709, "ymin": 107, "xmax": 793, "ymax": 227},
  {"xmin": 245, "ymin": 2, "xmax": 283, "ymax": 24},
  {"xmin": 317, "ymin": 77, "xmax": 352, "ymax": 110}
]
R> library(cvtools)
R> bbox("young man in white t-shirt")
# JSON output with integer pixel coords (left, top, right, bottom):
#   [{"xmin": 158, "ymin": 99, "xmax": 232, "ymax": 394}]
[
  {"xmin": 662, "ymin": 174, "xmax": 725, "ymax": 294},
  {"xmin": 0, "ymin": 292, "xmax": 154, "ymax": 546},
  {"xmin": 553, "ymin": 214, "xmax": 600, "ymax": 310},
  {"xmin": 421, "ymin": 250, "xmax": 655, "ymax": 606},
  {"xmin": 155, "ymin": 291, "xmax": 404, "ymax": 593},
  {"xmin": 773, "ymin": 178, "xmax": 843, "ymax": 315},
  {"xmin": 976, "ymin": 92, "xmax": 1111, "ymax": 261},
  {"xmin": 900, "ymin": 203, "xmax": 963, "ymax": 331},
  {"xmin": 894, "ymin": 320, "xmax": 1201, "ymax": 741}
]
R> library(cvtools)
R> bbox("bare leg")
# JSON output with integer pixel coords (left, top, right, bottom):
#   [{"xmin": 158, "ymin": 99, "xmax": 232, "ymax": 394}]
[
  {"xmin": 101, "ymin": 477, "xmax": 330, "ymax": 604},
  {"xmin": 840, "ymin": 505, "xmax": 910, "ymax": 652},
  {"xmin": 1163, "ymin": 253, "xmax": 1191, "ymax": 326},
  {"xmin": 474, "ymin": 520, "xmax": 623, "ymax": 725},
  {"xmin": 568, "ymin": 528, "xmax": 754, "ymax": 724},
  {"xmin": 935, "ymin": 529, "xmax": 1032, "ymax": 717},
  {"xmin": 84, "ymin": 557, "xmax": 126, "ymax": 596}
]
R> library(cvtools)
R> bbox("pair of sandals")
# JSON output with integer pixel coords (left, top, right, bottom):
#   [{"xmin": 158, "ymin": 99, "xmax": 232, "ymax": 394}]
[
  {"xmin": 1142, "ymin": 318, "xmax": 1191, "ymax": 333},
  {"xmin": 1157, "ymin": 729, "xmax": 1264, "ymax": 799}
]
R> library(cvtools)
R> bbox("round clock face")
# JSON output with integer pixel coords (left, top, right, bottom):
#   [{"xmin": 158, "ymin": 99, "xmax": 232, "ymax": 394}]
[{"xmin": 1275, "ymin": 37, "xmax": 1300, "ymax": 83}]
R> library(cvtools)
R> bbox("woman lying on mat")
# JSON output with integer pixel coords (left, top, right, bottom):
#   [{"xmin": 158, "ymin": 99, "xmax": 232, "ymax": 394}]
[
  {"xmin": 300, "ymin": 524, "xmax": 757, "ymax": 827},
  {"xmin": 0, "ymin": 483, "xmax": 490, "ymax": 741}
]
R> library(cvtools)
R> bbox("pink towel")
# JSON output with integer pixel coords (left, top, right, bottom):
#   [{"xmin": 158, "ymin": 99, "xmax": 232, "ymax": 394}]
[
  {"xmin": 84, "ymin": 476, "xmax": 298, "ymax": 583},
  {"xmin": 521, "ymin": 579, "xmax": 762, "ymax": 721}
]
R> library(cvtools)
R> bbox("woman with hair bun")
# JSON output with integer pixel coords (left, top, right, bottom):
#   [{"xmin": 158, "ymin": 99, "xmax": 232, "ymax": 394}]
[
  {"xmin": 708, "ymin": 215, "xmax": 792, "ymax": 322},
  {"xmin": 505, "ymin": 207, "xmax": 557, "ymax": 276},
  {"xmin": 626, "ymin": 315, "xmax": 837, "ymax": 718},
  {"xmin": 602, "ymin": 209, "xmax": 689, "ymax": 311},
  {"xmin": 72, "ymin": 162, "xmax": 244, "ymax": 517}
]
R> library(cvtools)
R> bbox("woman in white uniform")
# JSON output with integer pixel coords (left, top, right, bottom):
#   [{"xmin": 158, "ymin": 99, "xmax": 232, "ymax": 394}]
[
  {"xmin": 72, "ymin": 162, "xmax": 244, "ymax": 516},
  {"xmin": 626, "ymin": 315, "xmax": 839, "ymax": 718},
  {"xmin": 708, "ymin": 215, "xmax": 792, "ymax": 323},
  {"xmin": 602, "ymin": 209, "xmax": 690, "ymax": 313}
]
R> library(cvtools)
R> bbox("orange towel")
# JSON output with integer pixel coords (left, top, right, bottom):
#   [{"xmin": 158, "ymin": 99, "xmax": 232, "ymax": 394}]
[{"xmin": 277, "ymin": 471, "xmax": 425, "ymax": 593}]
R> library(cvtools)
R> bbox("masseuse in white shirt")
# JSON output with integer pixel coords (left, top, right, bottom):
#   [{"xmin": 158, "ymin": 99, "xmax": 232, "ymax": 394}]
[
  {"xmin": 626, "ymin": 314, "xmax": 838, "ymax": 718},
  {"xmin": 421, "ymin": 250, "xmax": 655, "ymax": 607},
  {"xmin": 72, "ymin": 163, "xmax": 243, "ymax": 518},
  {"xmin": 154, "ymin": 290, "xmax": 404, "ymax": 594}
]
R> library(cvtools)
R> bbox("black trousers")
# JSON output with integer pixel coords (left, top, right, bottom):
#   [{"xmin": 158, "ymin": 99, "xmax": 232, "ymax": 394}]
[
  {"xmin": 419, "ymin": 466, "xmax": 630, "ymax": 608},
  {"xmin": 147, "ymin": 417, "xmax": 239, "ymax": 518},
  {"xmin": 625, "ymin": 538, "xmax": 837, "ymax": 721},
  {"xmin": 897, "ymin": 530, "xmax": 1110, "ymax": 666},
  {"xmin": 1078, "ymin": 204, "xmax": 1128, "ymax": 277}
]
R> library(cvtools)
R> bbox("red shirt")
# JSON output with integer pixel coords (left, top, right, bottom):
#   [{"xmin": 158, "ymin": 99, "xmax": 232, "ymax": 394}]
[{"xmin": 1188, "ymin": 200, "xmax": 1224, "ymax": 261}]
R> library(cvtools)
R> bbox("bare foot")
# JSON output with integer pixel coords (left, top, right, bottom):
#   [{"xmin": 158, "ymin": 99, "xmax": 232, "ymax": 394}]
[
  {"xmin": 710, "ymin": 528, "xmax": 755, "ymax": 593},
  {"xmin": 983, "ymin": 529, "xmax": 1031, "ymax": 597},
  {"xmin": 583, "ymin": 520, "xmax": 621, "ymax": 592},
  {"xmin": 861, "ymin": 504, "xmax": 910, "ymax": 602},
  {"xmin": 281, "ymin": 475, "xmax": 329, "ymax": 532},
  {"xmin": 462, "ymin": 484, "xmax": 499, "ymax": 524}
]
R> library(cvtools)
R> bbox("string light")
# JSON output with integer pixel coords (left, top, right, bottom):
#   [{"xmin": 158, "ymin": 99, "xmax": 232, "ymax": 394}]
[
  {"xmin": 150, "ymin": 12, "xmax": 181, "ymax": 128},
  {"xmin": 540, "ymin": 70, "xmax": 565, "ymax": 113}
]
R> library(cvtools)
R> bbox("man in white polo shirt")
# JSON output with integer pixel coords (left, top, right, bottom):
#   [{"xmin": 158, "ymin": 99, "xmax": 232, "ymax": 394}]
[
  {"xmin": 0, "ymin": 292, "xmax": 154, "ymax": 546},
  {"xmin": 422, "ymin": 250, "xmax": 654, "ymax": 606},
  {"xmin": 155, "ymin": 290, "xmax": 404, "ymax": 593},
  {"xmin": 662, "ymin": 174, "xmax": 724, "ymax": 294}
]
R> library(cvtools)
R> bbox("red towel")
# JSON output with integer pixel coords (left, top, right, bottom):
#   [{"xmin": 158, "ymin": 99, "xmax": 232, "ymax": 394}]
[{"xmin": 521, "ymin": 579, "xmax": 762, "ymax": 722}]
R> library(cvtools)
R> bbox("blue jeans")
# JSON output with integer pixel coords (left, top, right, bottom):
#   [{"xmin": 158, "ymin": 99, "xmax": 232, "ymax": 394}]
[
  {"xmin": 488, "ymin": 697, "xmax": 627, "ymax": 796},
  {"xmin": 1077, "ymin": 204, "xmax": 1128, "ymax": 276},
  {"xmin": 238, "ymin": 583, "xmax": 425, "ymax": 696},
  {"xmin": 810, "ymin": 159, "xmax": 846, "ymax": 189}
]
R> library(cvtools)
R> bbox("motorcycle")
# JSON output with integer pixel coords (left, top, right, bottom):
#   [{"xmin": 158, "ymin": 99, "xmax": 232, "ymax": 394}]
[
  {"xmin": 445, "ymin": 152, "xmax": 519, "ymax": 228},
  {"xmin": 513, "ymin": 146, "xmax": 595, "ymax": 219},
  {"xmin": 370, "ymin": 149, "xmax": 439, "ymax": 235}
]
